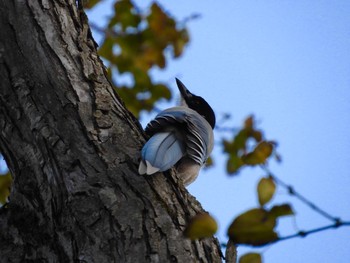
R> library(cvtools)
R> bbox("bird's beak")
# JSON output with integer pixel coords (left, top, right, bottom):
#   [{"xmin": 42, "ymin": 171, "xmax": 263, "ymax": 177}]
[{"xmin": 176, "ymin": 78, "xmax": 193, "ymax": 100}]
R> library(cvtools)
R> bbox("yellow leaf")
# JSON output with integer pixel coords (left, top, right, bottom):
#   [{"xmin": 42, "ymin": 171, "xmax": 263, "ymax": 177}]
[
  {"xmin": 228, "ymin": 208, "xmax": 278, "ymax": 246},
  {"xmin": 239, "ymin": 253, "xmax": 262, "ymax": 263},
  {"xmin": 269, "ymin": 204, "xmax": 294, "ymax": 218},
  {"xmin": 242, "ymin": 141, "xmax": 274, "ymax": 165},
  {"xmin": 184, "ymin": 213, "xmax": 218, "ymax": 240},
  {"xmin": 257, "ymin": 177, "xmax": 276, "ymax": 206},
  {"xmin": 226, "ymin": 155, "xmax": 244, "ymax": 174}
]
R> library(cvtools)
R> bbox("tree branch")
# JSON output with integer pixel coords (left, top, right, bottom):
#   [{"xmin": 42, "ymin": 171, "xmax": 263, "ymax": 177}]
[
  {"xmin": 274, "ymin": 221, "xmax": 350, "ymax": 244},
  {"xmin": 261, "ymin": 166, "xmax": 340, "ymax": 223}
]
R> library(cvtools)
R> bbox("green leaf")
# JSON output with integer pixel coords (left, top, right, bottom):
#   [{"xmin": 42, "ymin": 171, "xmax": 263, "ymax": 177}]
[
  {"xmin": 228, "ymin": 208, "xmax": 278, "ymax": 246},
  {"xmin": 173, "ymin": 29, "xmax": 189, "ymax": 57},
  {"xmin": 226, "ymin": 155, "xmax": 244, "ymax": 174},
  {"xmin": 111, "ymin": 0, "xmax": 141, "ymax": 30},
  {"xmin": 244, "ymin": 115, "xmax": 254, "ymax": 129},
  {"xmin": 269, "ymin": 204, "xmax": 294, "ymax": 218},
  {"xmin": 223, "ymin": 139, "xmax": 235, "ymax": 153},
  {"xmin": 150, "ymin": 84, "xmax": 171, "ymax": 101},
  {"xmin": 184, "ymin": 213, "xmax": 218, "ymax": 240},
  {"xmin": 83, "ymin": 0, "xmax": 102, "ymax": 9},
  {"xmin": 257, "ymin": 177, "xmax": 276, "ymax": 206},
  {"xmin": 242, "ymin": 141, "xmax": 274, "ymax": 165},
  {"xmin": 204, "ymin": 156, "xmax": 214, "ymax": 168},
  {"xmin": 232, "ymin": 129, "xmax": 250, "ymax": 152},
  {"xmin": 239, "ymin": 253, "xmax": 262, "ymax": 263},
  {"xmin": 0, "ymin": 172, "xmax": 12, "ymax": 204}
]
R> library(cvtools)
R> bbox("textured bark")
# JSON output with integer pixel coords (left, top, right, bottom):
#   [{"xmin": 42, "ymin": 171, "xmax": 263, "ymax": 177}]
[{"xmin": 0, "ymin": 1, "xmax": 223, "ymax": 262}]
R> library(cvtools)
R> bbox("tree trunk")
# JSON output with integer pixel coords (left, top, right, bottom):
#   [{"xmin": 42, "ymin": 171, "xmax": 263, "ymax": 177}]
[{"xmin": 0, "ymin": 1, "xmax": 223, "ymax": 262}]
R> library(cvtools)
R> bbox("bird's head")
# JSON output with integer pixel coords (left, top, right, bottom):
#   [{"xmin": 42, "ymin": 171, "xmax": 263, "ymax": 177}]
[{"xmin": 176, "ymin": 78, "xmax": 216, "ymax": 129}]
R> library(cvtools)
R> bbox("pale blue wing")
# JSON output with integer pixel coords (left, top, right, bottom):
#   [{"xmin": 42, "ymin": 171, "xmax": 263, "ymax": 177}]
[{"xmin": 141, "ymin": 131, "xmax": 185, "ymax": 172}]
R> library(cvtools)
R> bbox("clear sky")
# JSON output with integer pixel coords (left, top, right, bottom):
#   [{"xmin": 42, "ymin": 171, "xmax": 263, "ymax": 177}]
[{"xmin": 86, "ymin": 1, "xmax": 350, "ymax": 262}]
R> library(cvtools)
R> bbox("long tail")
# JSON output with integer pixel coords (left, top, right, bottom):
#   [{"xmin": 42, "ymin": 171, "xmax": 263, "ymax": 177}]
[{"xmin": 138, "ymin": 132, "xmax": 185, "ymax": 175}]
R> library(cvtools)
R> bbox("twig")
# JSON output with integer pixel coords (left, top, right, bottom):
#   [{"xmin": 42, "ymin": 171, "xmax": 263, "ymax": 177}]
[
  {"xmin": 220, "ymin": 221, "xmax": 350, "ymax": 248},
  {"xmin": 274, "ymin": 221, "xmax": 350, "ymax": 244},
  {"xmin": 261, "ymin": 166, "xmax": 340, "ymax": 223}
]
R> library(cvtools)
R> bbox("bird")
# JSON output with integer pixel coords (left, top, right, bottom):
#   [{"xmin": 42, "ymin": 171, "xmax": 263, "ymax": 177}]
[{"xmin": 138, "ymin": 78, "xmax": 215, "ymax": 186}]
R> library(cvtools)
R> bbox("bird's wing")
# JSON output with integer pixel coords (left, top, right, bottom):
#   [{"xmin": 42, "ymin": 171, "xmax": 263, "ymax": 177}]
[
  {"xmin": 139, "ymin": 131, "xmax": 185, "ymax": 174},
  {"xmin": 145, "ymin": 107, "xmax": 214, "ymax": 165}
]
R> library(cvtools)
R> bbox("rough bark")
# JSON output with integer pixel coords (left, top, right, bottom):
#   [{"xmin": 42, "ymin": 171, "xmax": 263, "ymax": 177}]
[{"xmin": 0, "ymin": 1, "xmax": 223, "ymax": 262}]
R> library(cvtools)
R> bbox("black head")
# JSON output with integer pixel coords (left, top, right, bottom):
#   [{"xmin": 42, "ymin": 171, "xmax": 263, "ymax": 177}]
[{"xmin": 176, "ymin": 78, "xmax": 216, "ymax": 129}]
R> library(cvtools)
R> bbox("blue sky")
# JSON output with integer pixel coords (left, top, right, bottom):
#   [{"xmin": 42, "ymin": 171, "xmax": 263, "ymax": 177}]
[{"xmin": 87, "ymin": 1, "xmax": 350, "ymax": 262}]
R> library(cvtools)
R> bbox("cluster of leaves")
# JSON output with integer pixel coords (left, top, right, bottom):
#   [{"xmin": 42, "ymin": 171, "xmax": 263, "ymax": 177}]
[
  {"xmin": 223, "ymin": 116, "xmax": 279, "ymax": 174},
  {"xmin": 185, "ymin": 117, "xmax": 294, "ymax": 262},
  {"xmin": 223, "ymin": 117, "xmax": 293, "ymax": 256},
  {"xmin": 85, "ymin": 0, "xmax": 189, "ymax": 117}
]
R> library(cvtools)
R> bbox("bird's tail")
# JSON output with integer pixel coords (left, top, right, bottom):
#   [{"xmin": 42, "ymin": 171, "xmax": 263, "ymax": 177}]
[{"xmin": 138, "ymin": 132, "xmax": 184, "ymax": 175}]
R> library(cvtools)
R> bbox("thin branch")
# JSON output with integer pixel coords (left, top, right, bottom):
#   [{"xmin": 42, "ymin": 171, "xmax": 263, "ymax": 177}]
[
  {"xmin": 261, "ymin": 166, "xmax": 340, "ymax": 223},
  {"xmin": 274, "ymin": 221, "xmax": 350, "ymax": 243},
  {"xmin": 220, "ymin": 221, "xmax": 350, "ymax": 248}
]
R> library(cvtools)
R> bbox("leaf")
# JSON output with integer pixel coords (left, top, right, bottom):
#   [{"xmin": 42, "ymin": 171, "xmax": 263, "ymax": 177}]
[
  {"xmin": 173, "ymin": 29, "xmax": 189, "ymax": 57},
  {"xmin": 99, "ymin": 35, "xmax": 115, "ymax": 58},
  {"xmin": 228, "ymin": 208, "xmax": 278, "ymax": 246},
  {"xmin": 184, "ymin": 213, "xmax": 218, "ymax": 240},
  {"xmin": 83, "ymin": 0, "xmax": 101, "ymax": 9},
  {"xmin": 150, "ymin": 84, "xmax": 172, "ymax": 101},
  {"xmin": 244, "ymin": 115, "xmax": 254, "ymax": 129},
  {"xmin": 269, "ymin": 204, "xmax": 294, "ymax": 218},
  {"xmin": 226, "ymin": 155, "xmax": 244, "ymax": 174},
  {"xmin": 232, "ymin": 129, "xmax": 250, "ymax": 152},
  {"xmin": 239, "ymin": 253, "xmax": 262, "ymax": 263},
  {"xmin": 223, "ymin": 139, "xmax": 235, "ymax": 153},
  {"xmin": 257, "ymin": 177, "xmax": 276, "ymax": 206},
  {"xmin": 110, "ymin": 0, "xmax": 141, "ymax": 30},
  {"xmin": 242, "ymin": 141, "xmax": 274, "ymax": 165},
  {"xmin": 204, "ymin": 156, "xmax": 214, "ymax": 168},
  {"xmin": 252, "ymin": 130, "xmax": 263, "ymax": 142},
  {"xmin": 0, "ymin": 172, "xmax": 12, "ymax": 204}
]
